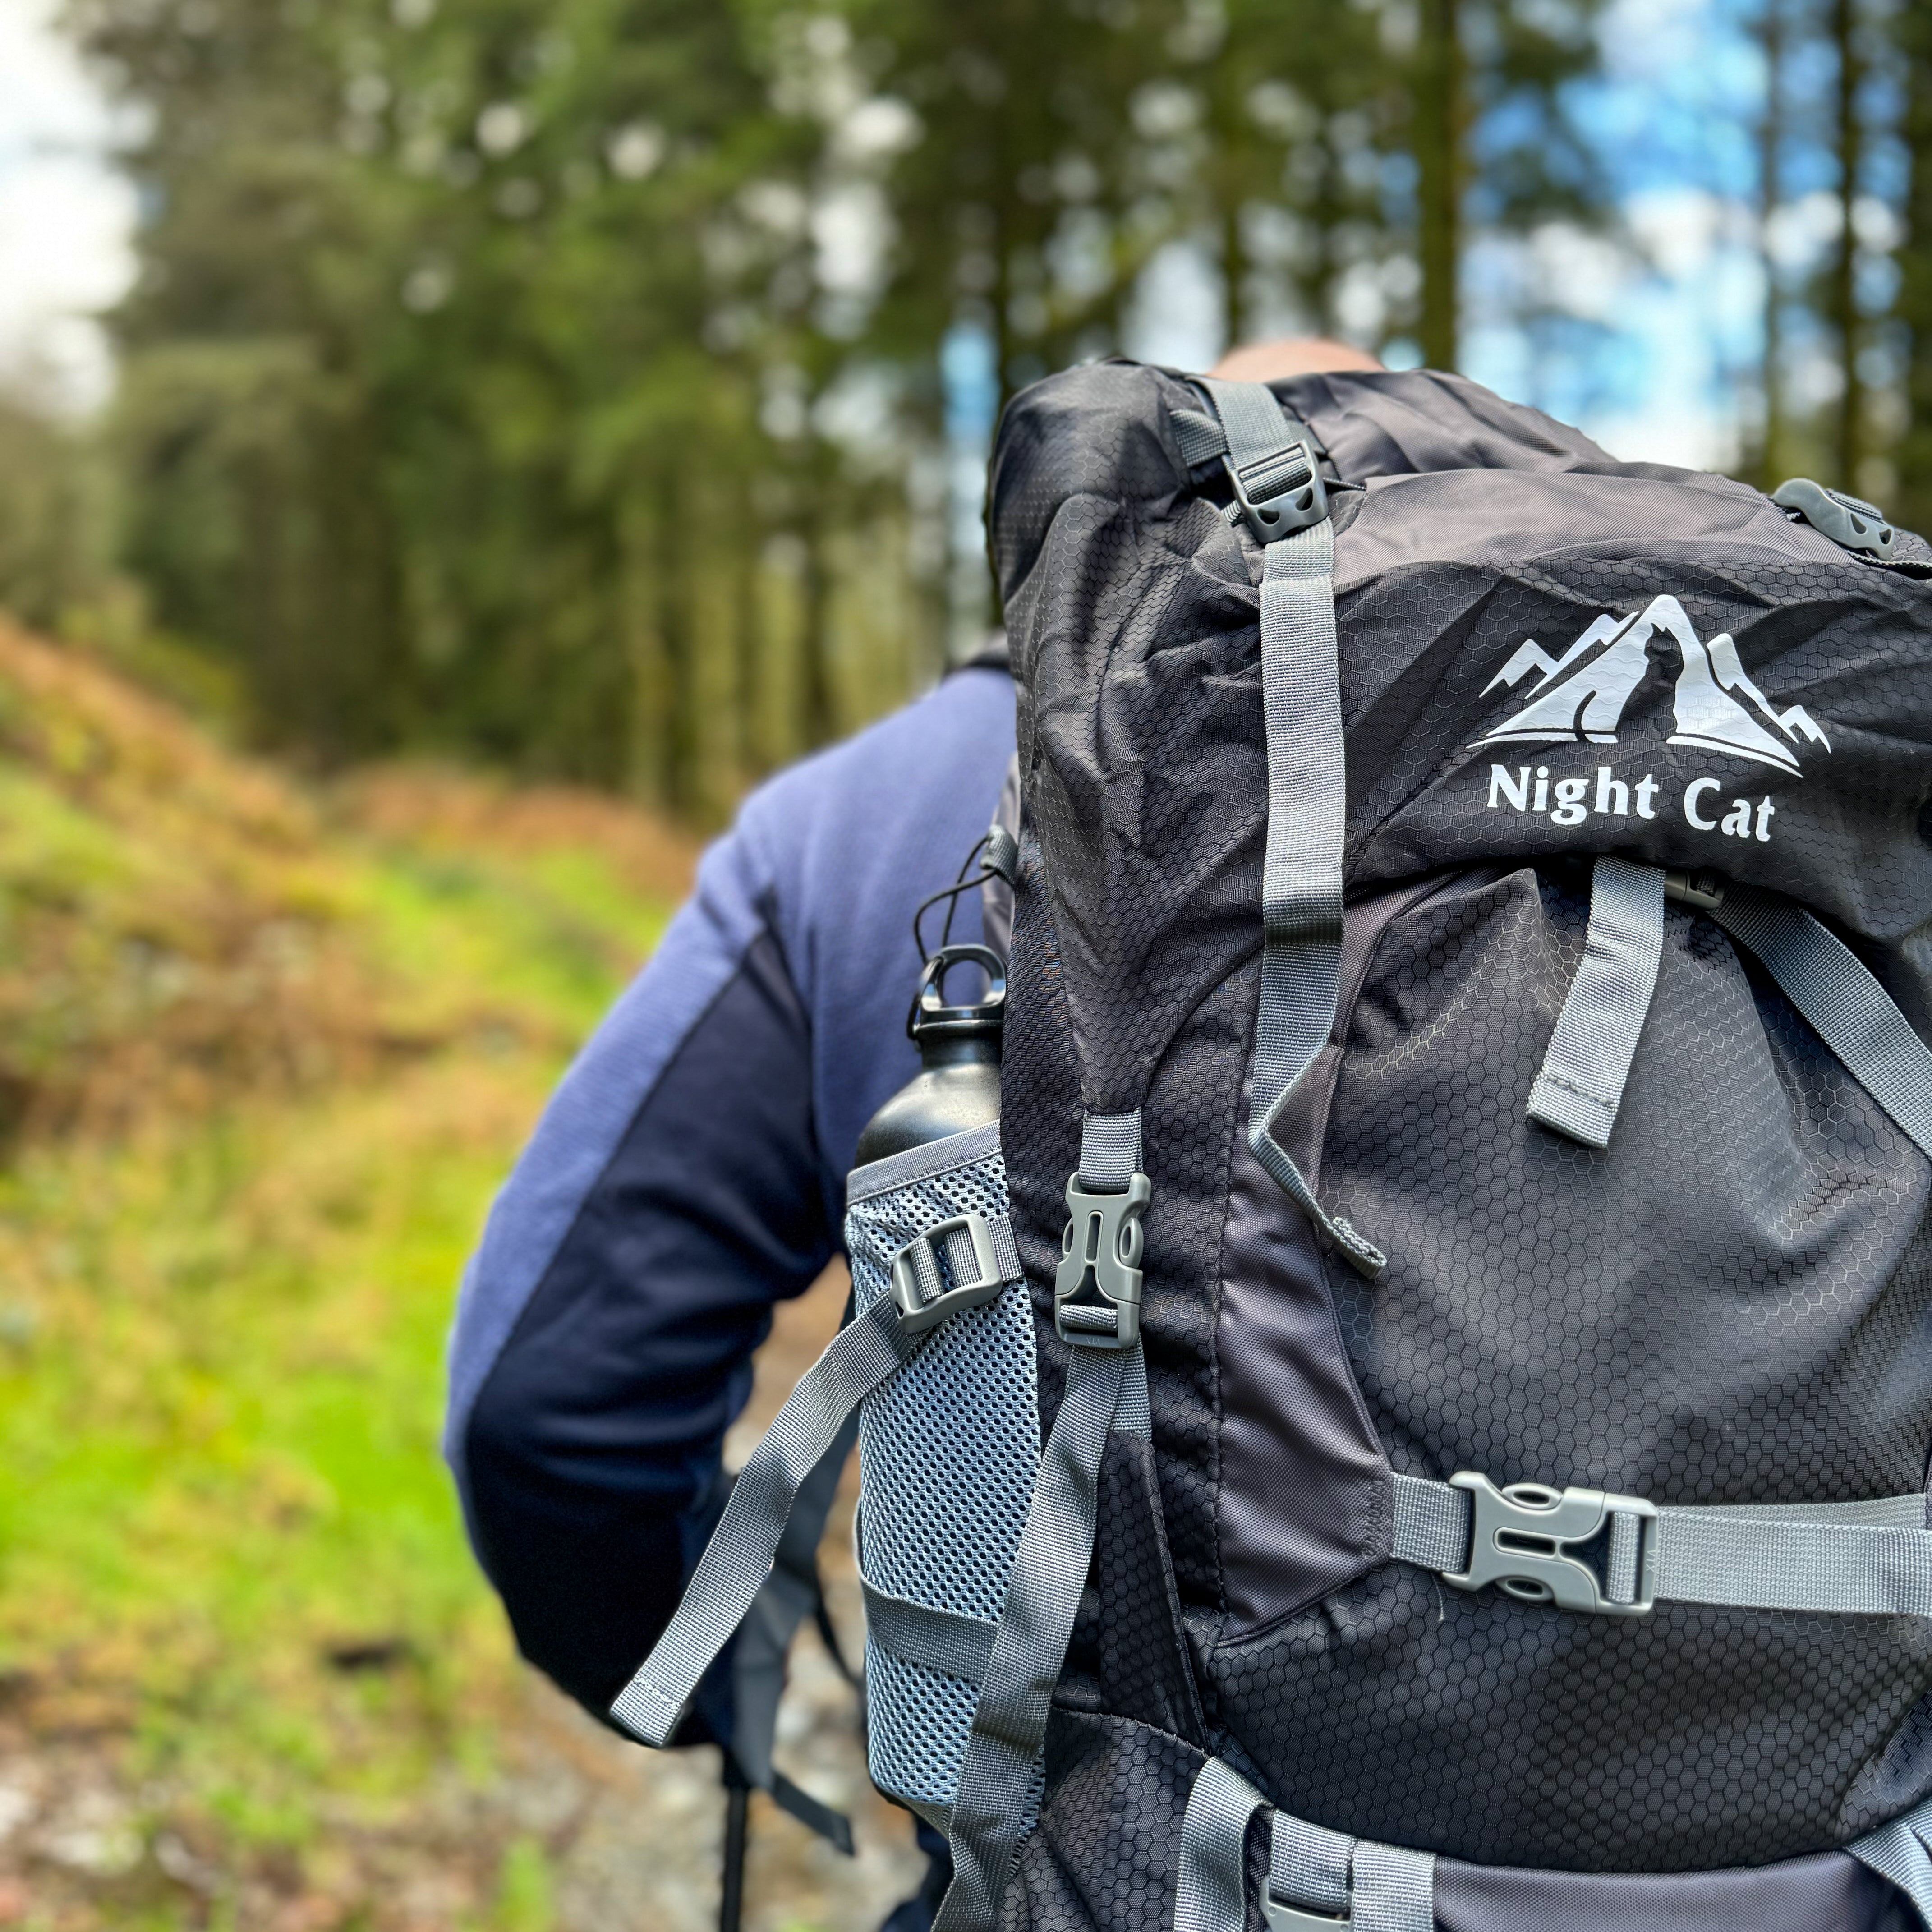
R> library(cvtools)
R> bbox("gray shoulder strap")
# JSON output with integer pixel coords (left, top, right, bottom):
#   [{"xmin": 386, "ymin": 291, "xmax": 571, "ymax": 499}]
[
  {"xmin": 931, "ymin": 1340, "xmax": 1150, "ymax": 1930},
  {"xmin": 1712, "ymin": 883, "xmax": 1932, "ymax": 1163}
]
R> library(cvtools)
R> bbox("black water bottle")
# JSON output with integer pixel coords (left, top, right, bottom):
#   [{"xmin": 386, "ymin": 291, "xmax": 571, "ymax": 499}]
[{"xmin": 853, "ymin": 943, "xmax": 1005, "ymax": 1166}]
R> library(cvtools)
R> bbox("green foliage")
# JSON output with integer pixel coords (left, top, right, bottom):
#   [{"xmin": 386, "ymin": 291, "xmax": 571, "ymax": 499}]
[
  {"xmin": 489, "ymin": 1839, "xmax": 556, "ymax": 1932},
  {"xmin": 0, "ymin": 401, "xmax": 110, "ymax": 637},
  {"xmin": 54, "ymin": 0, "xmax": 1619, "ymax": 817},
  {"xmin": 0, "ymin": 633, "xmax": 684, "ymax": 1918}
]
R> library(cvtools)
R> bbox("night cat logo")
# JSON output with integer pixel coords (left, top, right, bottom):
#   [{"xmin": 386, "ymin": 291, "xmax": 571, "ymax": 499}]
[{"xmin": 1473, "ymin": 593, "xmax": 1830, "ymax": 776}]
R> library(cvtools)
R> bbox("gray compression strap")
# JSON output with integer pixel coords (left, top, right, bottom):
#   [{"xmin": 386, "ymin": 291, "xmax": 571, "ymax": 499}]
[
  {"xmin": 1270, "ymin": 1810, "xmax": 1352, "ymax": 1917},
  {"xmin": 1391, "ymin": 1472, "xmax": 1932, "ymax": 1616},
  {"xmin": 1852, "ymin": 1791, "xmax": 1932, "ymax": 1927},
  {"xmin": 1079, "ymin": 1108, "xmax": 1144, "ymax": 1191},
  {"xmin": 1348, "ymin": 1841, "xmax": 1438, "ymax": 1932},
  {"xmin": 1175, "ymin": 1754, "xmax": 1435, "ymax": 1932},
  {"xmin": 896, "ymin": 1211, "xmax": 1023, "ymax": 1312},
  {"xmin": 1197, "ymin": 379, "xmax": 1383, "ymax": 1278},
  {"xmin": 932, "ymin": 1343, "xmax": 1138, "ymax": 1931},
  {"xmin": 608, "ymin": 1292, "xmax": 920, "ymax": 1746},
  {"xmin": 1713, "ymin": 885, "xmax": 1932, "ymax": 1163},
  {"xmin": 1527, "ymin": 857, "xmax": 1666, "ymax": 1148},
  {"xmin": 726, "ymin": 1401, "xmax": 860, "ymax": 1852},
  {"xmin": 860, "ymin": 1574, "xmax": 998, "ymax": 1684},
  {"xmin": 1173, "ymin": 406, "xmax": 1230, "ymax": 469},
  {"xmin": 1175, "ymin": 1757, "xmax": 1266, "ymax": 1932},
  {"xmin": 1247, "ymin": 495, "xmax": 1385, "ymax": 1275}
]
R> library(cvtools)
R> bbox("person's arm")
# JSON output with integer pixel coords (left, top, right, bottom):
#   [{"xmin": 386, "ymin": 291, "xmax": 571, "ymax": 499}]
[
  {"xmin": 446, "ymin": 828, "xmax": 833, "ymax": 1722},
  {"xmin": 444, "ymin": 667, "xmax": 1019, "ymax": 1725}
]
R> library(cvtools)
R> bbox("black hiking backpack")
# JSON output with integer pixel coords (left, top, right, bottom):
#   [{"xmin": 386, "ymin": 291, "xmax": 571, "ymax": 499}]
[{"xmin": 613, "ymin": 364, "xmax": 1932, "ymax": 1932}]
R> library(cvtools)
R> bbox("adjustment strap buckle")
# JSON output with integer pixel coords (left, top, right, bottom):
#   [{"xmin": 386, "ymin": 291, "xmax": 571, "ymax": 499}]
[
  {"xmin": 1226, "ymin": 438, "xmax": 1329, "ymax": 543},
  {"xmin": 889, "ymin": 1213, "xmax": 1005, "ymax": 1338},
  {"xmin": 1442, "ymin": 1471, "xmax": 1658, "ymax": 1616},
  {"xmin": 1054, "ymin": 1172, "xmax": 1151, "ymax": 1350},
  {"xmin": 1663, "ymin": 869, "xmax": 1726, "ymax": 911},
  {"xmin": 1265, "ymin": 1903, "xmax": 1349, "ymax": 1932}
]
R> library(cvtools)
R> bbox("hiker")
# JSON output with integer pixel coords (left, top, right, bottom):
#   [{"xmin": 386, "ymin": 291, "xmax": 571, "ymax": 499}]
[
  {"xmin": 444, "ymin": 340, "xmax": 1379, "ymax": 1928},
  {"xmin": 603, "ymin": 343, "xmax": 1932, "ymax": 1932}
]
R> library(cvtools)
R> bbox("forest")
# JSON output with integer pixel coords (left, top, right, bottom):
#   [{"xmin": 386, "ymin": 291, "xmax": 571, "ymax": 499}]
[{"xmin": 0, "ymin": 0, "xmax": 1928, "ymax": 826}]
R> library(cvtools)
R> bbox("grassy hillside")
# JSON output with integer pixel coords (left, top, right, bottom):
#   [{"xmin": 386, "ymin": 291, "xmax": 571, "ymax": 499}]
[{"xmin": 0, "ymin": 620, "xmax": 698, "ymax": 1928}]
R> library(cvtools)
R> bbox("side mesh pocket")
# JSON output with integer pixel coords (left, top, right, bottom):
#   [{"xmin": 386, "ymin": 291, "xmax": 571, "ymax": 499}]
[{"xmin": 845, "ymin": 1126, "xmax": 1040, "ymax": 1823}]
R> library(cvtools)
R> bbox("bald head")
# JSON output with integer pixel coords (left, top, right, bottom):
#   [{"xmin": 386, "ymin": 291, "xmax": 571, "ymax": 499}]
[{"xmin": 1207, "ymin": 337, "xmax": 1383, "ymax": 382}]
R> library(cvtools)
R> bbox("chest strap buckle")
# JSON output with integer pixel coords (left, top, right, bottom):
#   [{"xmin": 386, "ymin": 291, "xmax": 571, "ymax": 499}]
[{"xmin": 1442, "ymin": 1471, "xmax": 1658, "ymax": 1616}]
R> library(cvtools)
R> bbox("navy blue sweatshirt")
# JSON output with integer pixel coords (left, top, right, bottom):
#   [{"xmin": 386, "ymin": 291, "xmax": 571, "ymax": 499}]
[{"xmin": 445, "ymin": 667, "xmax": 1016, "ymax": 1716}]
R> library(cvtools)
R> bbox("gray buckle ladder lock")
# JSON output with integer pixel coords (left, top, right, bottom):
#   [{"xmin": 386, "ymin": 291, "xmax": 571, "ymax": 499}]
[
  {"xmin": 1224, "ymin": 432, "xmax": 1329, "ymax": 542},
  {"xmin": 891, "ymin": 1211, "xmax": 1006, "ymax": 1337}
]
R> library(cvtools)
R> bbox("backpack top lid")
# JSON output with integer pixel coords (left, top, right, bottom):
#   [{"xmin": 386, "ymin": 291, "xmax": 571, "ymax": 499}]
[{"xmin": 987, "ymin": 359, "xmax": 1932, "ymax": 1118}]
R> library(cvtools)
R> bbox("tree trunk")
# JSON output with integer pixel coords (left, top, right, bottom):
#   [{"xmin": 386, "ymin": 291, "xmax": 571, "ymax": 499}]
[
  {"xmin": 734, "ymin": 520, "xmax": 764, "ymax": 788},
  {"xmin": 1416, "ymin": 0, "xmax": 1464, "ymax": 370},
  {"xmin": 1831, "ymin": 0, "xmax": 1865, "ymax": 490},
  {"xmin": 798, "ymin": 506, "xmax": 835, "ymax": 753},
  {"xmin": 656, "ymin": 470, "xmax": 696, "ymax": 814},
  {"xmin": 1312, "ymin": 121, "xmax": 1344, "ymax": 338},
  {"xmin": 1895, "ymin": 0, "xmax": 1932, "ymax": 532},
  {"xmin": 1223, "ymin": 194, "xmax": 1248, "ymax": 350},
  {"xmin": 1756, "ymin": 0, "xmax": 1788, "ymax": 492}
]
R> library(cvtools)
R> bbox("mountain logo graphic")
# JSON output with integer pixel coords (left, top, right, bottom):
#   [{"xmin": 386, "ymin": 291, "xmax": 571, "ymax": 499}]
[{"xmin": 1473, "ymin": 593, "xmax": 1831, "ymax": 775}]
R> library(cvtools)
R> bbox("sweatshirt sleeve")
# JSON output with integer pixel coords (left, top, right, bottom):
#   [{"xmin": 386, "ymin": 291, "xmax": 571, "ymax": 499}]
[
  {"xmin": 445, "ymin": 828, "xmax": 833, "ymax": 1719},
  {"xmin": 443, "ymin": 667, "xmax": 1017, "ymax": 1724}
]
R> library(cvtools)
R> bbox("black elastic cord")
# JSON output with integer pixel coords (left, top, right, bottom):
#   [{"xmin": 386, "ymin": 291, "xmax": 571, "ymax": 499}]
[{"xmin": 913, "ymin": 833, "xmax": 992, "ymax": 963}]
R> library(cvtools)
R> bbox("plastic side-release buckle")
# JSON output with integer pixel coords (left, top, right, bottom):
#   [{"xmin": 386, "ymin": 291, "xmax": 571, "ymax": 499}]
[
  {"xmin": 1774, "ymin": 477, "xmax": 1898, "ymax": 560},
  {"xmin": 1441, "ymin": 1471, "xmax": 1658, "ymax": 1616},
  {"xmin": 1225, "ymin": 438, "xmax": 1328, "ymax": 543},
  {"xmin": 1054, "ymin": 1172, "xmax": 1151, "ymax": 1350},
  {"xmin": 889, "ymin": 1213, "xmax": 1004, "ymax": 1338}
]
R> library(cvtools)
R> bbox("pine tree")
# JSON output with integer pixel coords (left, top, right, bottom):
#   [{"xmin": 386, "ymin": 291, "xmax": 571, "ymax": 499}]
[
  {"xmin": 1829, "ymin": 0, "xmax": 1867, "ymax": 491},
  {"xmin": 1892, "ymin": 0, "xmax": 1932, "ymax": 530},
  {"xmin": 1415, "ymin": 0, "xmax": 1465, "ymax": 369}
]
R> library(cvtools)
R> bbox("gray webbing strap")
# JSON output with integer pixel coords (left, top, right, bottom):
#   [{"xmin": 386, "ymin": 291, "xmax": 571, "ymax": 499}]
[
  {"xmin": 933, "ymin": 1342, "xmax": 1144, "ymax": 1931},
  {"xmin": 1205, "ymin": 380, "xmax": 1383, "ymax": 1278},
  {"xmin": 1527, "ymin": 857, "xmax": 1666, "ymax": 1148},
  {"xmin": 1713, "ymin": 884, "xmax": 1932, "ymax": 1164},
  {"xmin": 1078, "ymin": 1108, "xmax": 1144, "ymax": 1191},
  {"xmin": 608, "ymin": 1292, "xmax": 920, "ymax": 1746},
  {"xmin": 1853, "ymin": 1791, "xmax": 1932, "ymax": 1928},
  {"xmin": 1175, "ymin": 1754, "xmax": 1436, "ymax": 1932},
  {"xmin": 1389, "ymin": 1474, "xmax": 1470, "ymax": 1573},
  {"xmin": 1173, "ymin": 406, "xmax": 1229, "ymax": 469},
  {"xmin": 727, "ymin": 1400, "xmax": 860, "ymax": 1851},
  {"xmin": 1175, "ymin": 1757, "xmax": 1265, "ymax": 1932},
  {"xmin": 1391, "ymin": 1471, "xmax": 1932, "ymax": 1617},
  {"xmin": 1271, "ymin": 1808, "xmax": 1352, "ymax": 1917},
  {"xmin": 860, "ymin": 1574, "xmax": 998, "ymax": 1684}
]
